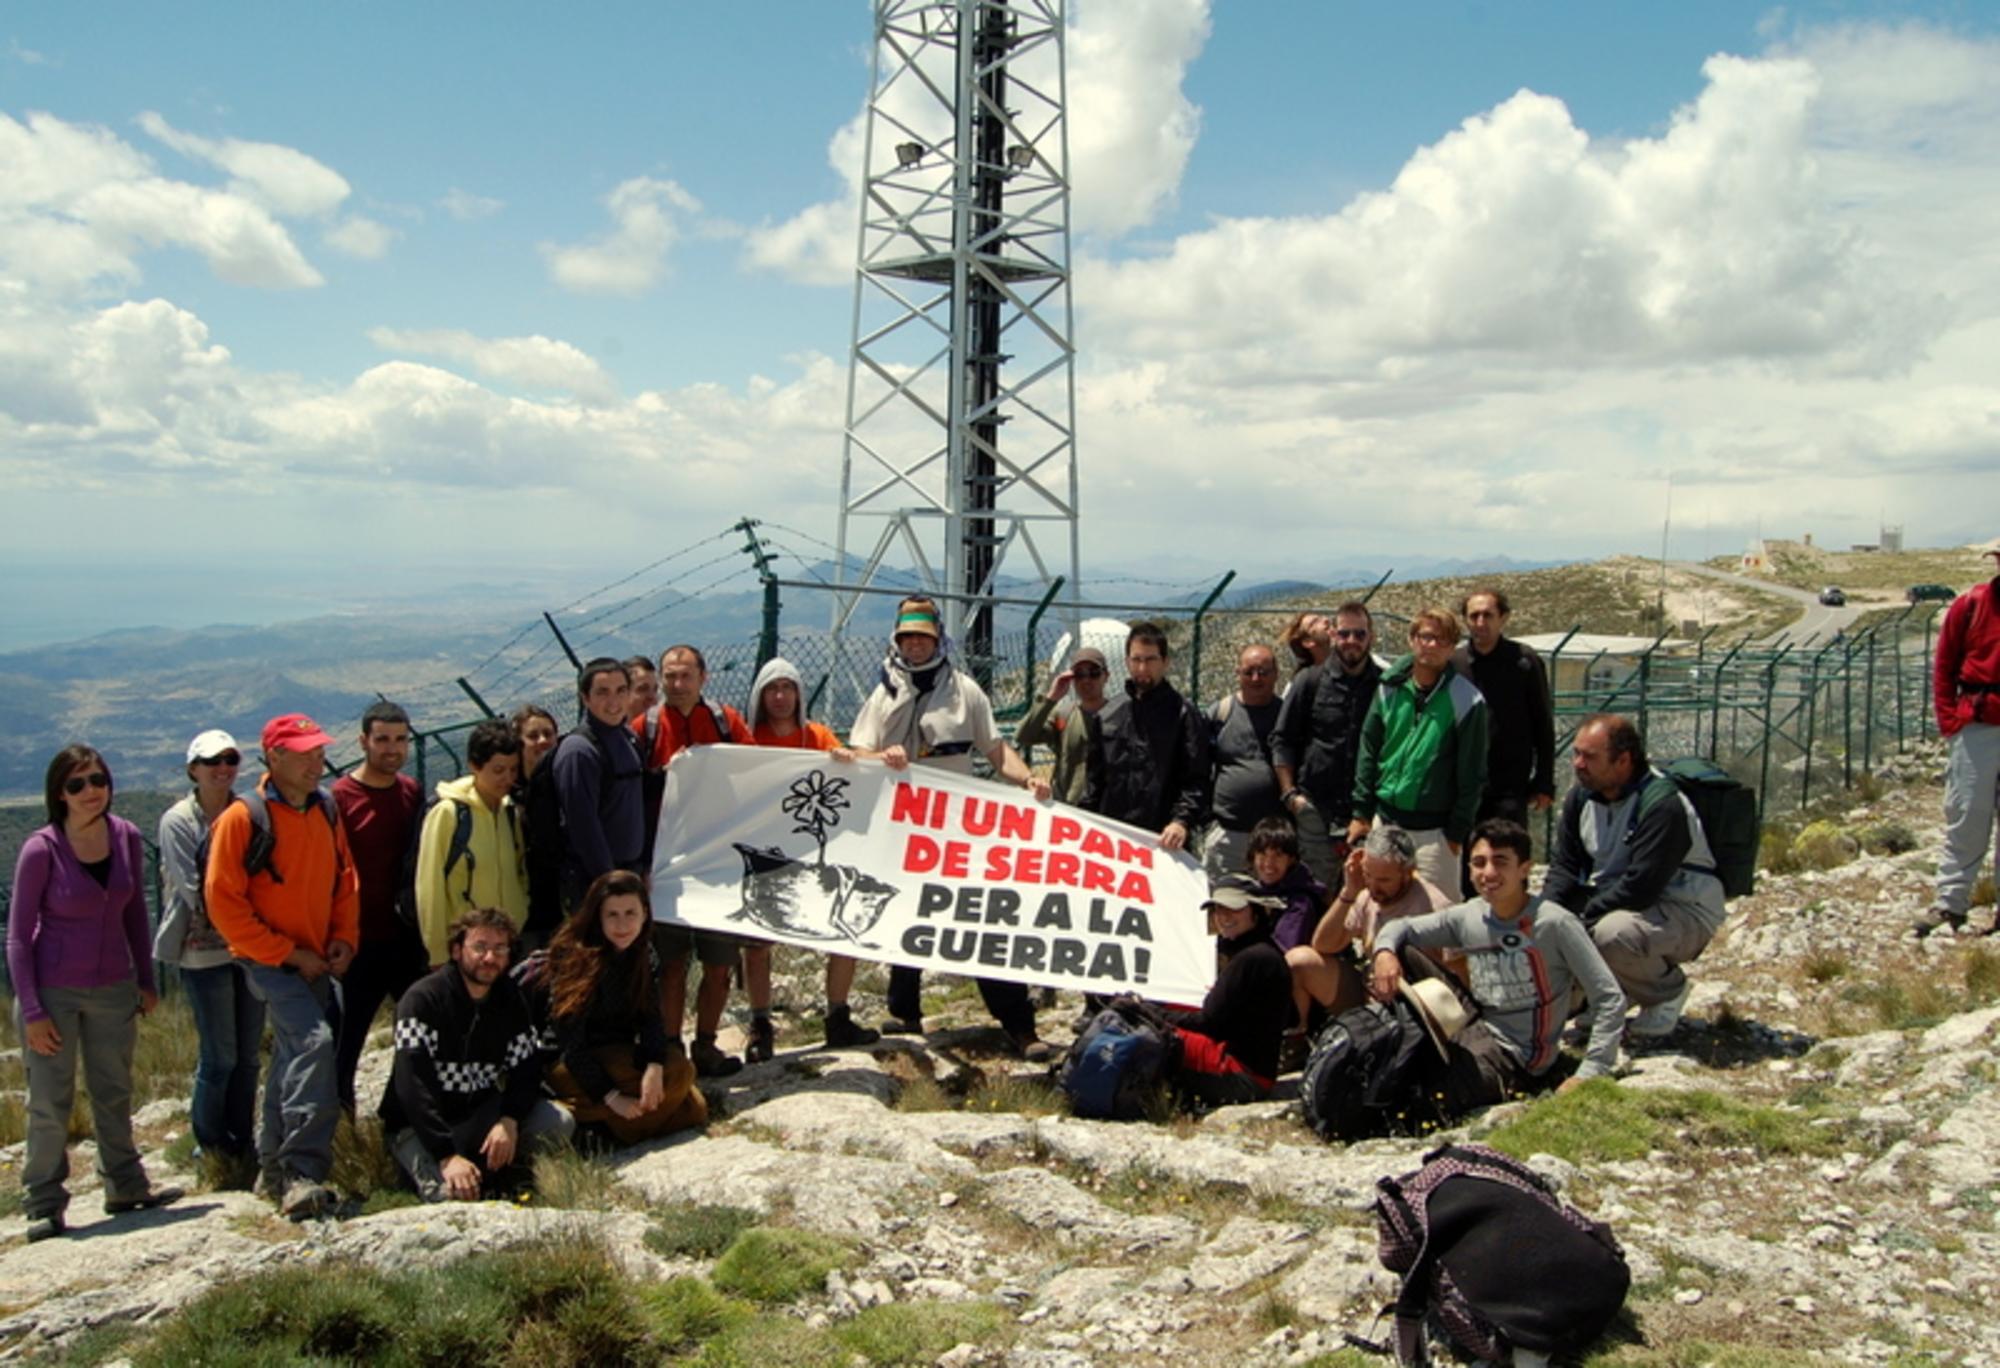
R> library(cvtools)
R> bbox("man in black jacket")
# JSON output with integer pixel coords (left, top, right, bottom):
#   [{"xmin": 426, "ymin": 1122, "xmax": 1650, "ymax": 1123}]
[
  {"xmin": 1451, "ymin": 588, "xmax": 1555, "ymax": 827},
  {"xmin": 382, "ymin": 909, "xmax": 573, "ymax": 1202},
  {"xmin": 1082, "ymin": 622, "xmax": 1210, "ymax": 850},
  {"xmin": 1272, "ymin": 601, "xmax": 1383, "ymax": 884}
]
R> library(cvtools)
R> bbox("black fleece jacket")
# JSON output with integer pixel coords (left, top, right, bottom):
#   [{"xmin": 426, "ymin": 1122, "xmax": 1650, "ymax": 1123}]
[
  {"xmin": 380, "ymin": 965, "xmax": 544, "ymax": 1160},
  {"xmin": 1082, "ymin": 679, "xmax": 1211, "ymax": 833}
]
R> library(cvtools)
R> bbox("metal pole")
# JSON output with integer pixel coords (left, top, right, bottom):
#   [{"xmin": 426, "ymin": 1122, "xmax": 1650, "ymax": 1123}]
[
  {"xmin": 1863, "ymin": 625, "xmax": 1877, "ymax": 774},
  {"xmin": 456, "ymin": 677, "xmax": 498, "ymax": 719},
  {"xmin": 1187, "ymin": 571, "xmax": 1237, "ymax": 702},
  {"xmin": 1757, "ymin": 644, "xmax": 1793, "ymax": 822},
  {"xmin": 543, "ymin": 612, "xmax": 584, "ymax": 673},
  {"xmin": 1800, "ymin": 652, "xmax": 1820, "ymax": 809},
  {"xmin": 1358, "ymin": 569, "xmax": 1394, "ymax": 606},
  {"xmin": 1021, "ymin": 576, "xmax": 1068, "ymax": 740},
  {"xmin": 1841, "ymin": 634, "xmax": 1854, "ymax": 790}
]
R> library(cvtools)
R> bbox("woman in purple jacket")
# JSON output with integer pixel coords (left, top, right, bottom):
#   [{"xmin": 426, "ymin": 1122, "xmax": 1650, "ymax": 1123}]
[{"xmin": 7, "ymin": 745, "xmax": 180, "ymax": 1242}]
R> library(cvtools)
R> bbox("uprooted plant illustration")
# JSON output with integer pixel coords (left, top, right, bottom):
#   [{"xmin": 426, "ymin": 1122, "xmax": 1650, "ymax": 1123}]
[{"xmin": 733, "ymin": 770, "xmax": 897, "ymax": 943}]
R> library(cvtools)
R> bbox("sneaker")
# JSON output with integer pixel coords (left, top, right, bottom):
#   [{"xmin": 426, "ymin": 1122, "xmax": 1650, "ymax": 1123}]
[
  {"xmin": 746, "ymin": 1015, "xmax": 776, "ymax": 1065},
  {"xmin": 279, "ymin": 1178, "xmax": 337, "ymax": 1222},
  {"xmin": 1011, "ymin": 1032, "xmax": 1054, "ymax": 1064},
  {"xmin": 25, "ymin": 1213, "xmax": 65, "ymax": 1243},
  {"xmin": 1628, "ymin": 982, "xmax": 1693, "ymax": 1040},
  {"xmin": 105, "ymin": 1185, "xmax": 184, "ymax": 1215},
  {"xmin": 1276, "ymin": 1028, "xmax": 1309, "ymax": 1076},
  {"xmin": 1913, "ymin": 905, "xmax": 1967, "ymax": 939},
  {"xmin": 824, "ymin": 1006, "xmax": 881, "ymax": 1049},
  {"xmin": 692, "ymin": 1036, "xmax": 743, "ymax": 1078},
  {"xmin": 879, "ymin": 1015, "xmax": 925, "ymax": 1037}
]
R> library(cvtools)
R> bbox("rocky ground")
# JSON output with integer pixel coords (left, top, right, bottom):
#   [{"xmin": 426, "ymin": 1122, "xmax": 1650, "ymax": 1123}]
[{"xmin": 3, "ymin": 743, "xmax": 1999, "ymax": 1365}]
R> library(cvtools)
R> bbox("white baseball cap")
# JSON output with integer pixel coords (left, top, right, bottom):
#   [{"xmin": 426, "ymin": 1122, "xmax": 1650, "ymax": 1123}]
[{"xmin": 186, "ymin": 729, "xmax": 240, "ymax": 763}]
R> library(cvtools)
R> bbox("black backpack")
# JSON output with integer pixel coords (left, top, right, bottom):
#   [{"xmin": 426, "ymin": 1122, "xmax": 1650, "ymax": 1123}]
[
  {"xmin": 1369, "ymin": 1142, "xmax": 1630, "ymax": 1364},
  {"xmin": 196, "ymin": 783, "xmax": 343, "ymax": 895},
  {"xmin": 1300, "ymin": 999, "xmax": 1445, "ymax": 1143},
  {"xmin": 1638, "ymin": 759, "xmax": 1760, "ymax": 899}
]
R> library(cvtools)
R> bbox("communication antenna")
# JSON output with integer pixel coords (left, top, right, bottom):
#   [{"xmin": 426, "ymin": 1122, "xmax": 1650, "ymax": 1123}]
[{"xmin": 830, "ymin": 0, "xmax": 1082, "ymax": 678}]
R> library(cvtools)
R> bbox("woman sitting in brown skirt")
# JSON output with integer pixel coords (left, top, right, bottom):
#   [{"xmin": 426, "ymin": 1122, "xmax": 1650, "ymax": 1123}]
[{"xmin": 537, "ymin": 869, "xmax": 706, "ymax": 1144}]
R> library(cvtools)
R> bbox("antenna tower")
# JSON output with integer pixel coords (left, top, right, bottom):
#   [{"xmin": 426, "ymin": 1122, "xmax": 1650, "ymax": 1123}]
[{"xmin": 831, "ymin": 0, "xmax": 1081, "ymax": 675}]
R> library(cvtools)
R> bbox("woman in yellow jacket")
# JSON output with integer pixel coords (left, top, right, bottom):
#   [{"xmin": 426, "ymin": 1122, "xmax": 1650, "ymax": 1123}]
[{"xmin": 414, "ymin": 720, "xmax": 529, "ymax": 966}]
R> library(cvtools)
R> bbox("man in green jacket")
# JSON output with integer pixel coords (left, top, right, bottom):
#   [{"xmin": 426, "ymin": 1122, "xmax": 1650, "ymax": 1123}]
[{"xmin": 1347, "ymin": 607, "xmax": 1489, "ymax": 899}]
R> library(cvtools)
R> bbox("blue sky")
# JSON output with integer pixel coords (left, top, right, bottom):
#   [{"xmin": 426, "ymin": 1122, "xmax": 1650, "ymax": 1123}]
[{"xmin": 4, "ymin": 1, "xmax": 1998, "ymax": 647}]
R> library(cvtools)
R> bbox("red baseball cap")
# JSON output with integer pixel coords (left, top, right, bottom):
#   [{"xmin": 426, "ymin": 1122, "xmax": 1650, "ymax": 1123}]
[{"xmin": 261, "ymin": 713, "xmax": 336, "ymax": 754}]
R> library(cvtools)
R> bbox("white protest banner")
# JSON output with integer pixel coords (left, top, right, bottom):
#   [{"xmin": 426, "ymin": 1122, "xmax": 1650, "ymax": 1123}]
[{"xmin": 650, "ymin": 746, "xmax": 1215, "ymax": 1004}]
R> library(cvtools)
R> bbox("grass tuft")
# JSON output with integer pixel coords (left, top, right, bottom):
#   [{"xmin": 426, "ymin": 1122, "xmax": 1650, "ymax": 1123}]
[
  {"xmin": 645, "ymin": 1202, "xmax": 762, "ymax": 1260},
  {"xmin": 710, "ymin": 1226, "xmax": 850, "ymax": 1304},
  {"xmin": 329, "ymin": 1112, "xmax": 403, "ymax": 1200},
  {"xmin": 530, "ymin": 1140, "xmax": 626, "ymax": 1211},
  {"xmin": 641, "ymin": 1275, "xmax": 752, "ymax": 1352},
  {"xmin": 1483, "ymin": 1081, "xmax": 1836, "ymax": 1165},
  {"xmin": 832, "ymin": 1301, "xmax": 1006, "ymax": 1366}
]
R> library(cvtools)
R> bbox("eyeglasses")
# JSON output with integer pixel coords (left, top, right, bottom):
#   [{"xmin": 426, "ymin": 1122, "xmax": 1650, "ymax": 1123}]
[
  {"xmin": 1071, "ymin": 666, "xmax": 1105, "ymax": 679},
  {"xmin": 1333, "ymin": 629, "xmax": 1369, "ymax": 641},
  {"xmin": 1412, "ymin": 632, "xmax": 1448, "ymax": 646},
  {"xmin": 63, "ymin": 773, "xmax": 110, "ymax": 796},
  {"xmin": 195, "ymin": 752, "xmax": 242, "ymax": 768}
]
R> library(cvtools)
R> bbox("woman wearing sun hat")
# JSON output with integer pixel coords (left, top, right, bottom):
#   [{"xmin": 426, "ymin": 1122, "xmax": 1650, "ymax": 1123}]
[{"xmin": 156, "ymin": 727, "xmax": 264, "ymax": 1170}]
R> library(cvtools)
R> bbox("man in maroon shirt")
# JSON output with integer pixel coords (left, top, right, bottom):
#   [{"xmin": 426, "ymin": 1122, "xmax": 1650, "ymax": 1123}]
[{"xmin": 331, "ymin": 701, "xmax": 427, "ymax": 1111}]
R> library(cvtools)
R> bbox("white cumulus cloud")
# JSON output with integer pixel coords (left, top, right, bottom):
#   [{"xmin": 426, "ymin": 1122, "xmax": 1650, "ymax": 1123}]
[
  {"xmin": 541, "ymin": 176, "xmax": 702, "ymax": 294},
  {"xmin": 324, "ymin": 215, "xmax": 396, "ymax": 259},
  {"xmin": 367, "ymin": 327, "xmax": 617, "ymax": 404},
  {"xmin": 136, "ymin": 111, "xmax": 351, "ymax": 218},
  {"xmin": 744, "ymin": 0, "xmax": 1210, "ymax": 285},
  {"xmin": 440, "ymin": 187, "xmax": 504, "ymax": 221}
]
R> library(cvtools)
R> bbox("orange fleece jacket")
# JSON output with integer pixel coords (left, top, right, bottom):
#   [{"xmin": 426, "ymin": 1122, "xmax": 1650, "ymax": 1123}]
[{"xmin": 203, "ymin": 782, "xmax": 362, "ymax": 966}]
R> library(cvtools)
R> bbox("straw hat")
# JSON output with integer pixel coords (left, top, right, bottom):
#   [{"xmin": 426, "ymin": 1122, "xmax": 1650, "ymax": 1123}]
[{"xmin": 1398, "ymin": 977, "xmax": 1473, "ymax": 1061}]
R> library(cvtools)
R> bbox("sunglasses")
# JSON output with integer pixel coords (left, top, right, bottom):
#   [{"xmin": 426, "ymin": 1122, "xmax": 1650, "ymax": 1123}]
[
  {"xmin": 195, "ymin": 751, "xmax": 242, "ymax": 768},
  {"xmin": 1333, "ymin": 628, "xmax": 1370, "ymax": 640},
  {"xmin": 63, "ymin": 772, "xmax": 110, "ymax": 796},
  {"xmin": 1238, "ymin": 666, "xmax": 1276, "ymax": 677},
  {"xmin": 1071, "ymin": 666, "xmax": 1106, "ymax": 679}
]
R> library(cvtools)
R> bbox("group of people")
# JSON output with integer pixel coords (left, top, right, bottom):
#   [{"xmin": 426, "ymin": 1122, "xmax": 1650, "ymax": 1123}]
[{"xmin": 8, "ymin": 585, "xmax": 1756, "ymax": 1233}]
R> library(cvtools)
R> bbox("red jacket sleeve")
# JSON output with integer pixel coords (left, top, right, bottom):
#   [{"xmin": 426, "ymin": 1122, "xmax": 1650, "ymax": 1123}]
[{"xmin": 1935, "ymin": 595, "xmax": 1971, "ymax": 735}]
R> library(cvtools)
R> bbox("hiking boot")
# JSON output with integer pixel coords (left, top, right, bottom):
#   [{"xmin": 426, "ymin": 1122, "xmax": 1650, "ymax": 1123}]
[
  {"xmin": 745, "ymin": 1015, "xmax": 776, "ymax": 1065},
  {"xmin": 25, "ymin": 1213, "xmax": 65, "ymax": 1243},
  {"xmin": 1913, "ymin": 905, "xmax": 1967, "ymax": 939},
  {"xmin": 1628, "ymin": 981, "xmax": 1692, "ymax": 1041},
  {"xmin": 105, "ymin": 1185, "xmax": 184, "ymax": 1215},
  {"xmin": 1276, "ymin": 1028, "xmax": 1309, "ymax": 1076},
  {"xmin": 256, "ymin": 1162, "xmax": 285, "ymax": 1202},
  {"xmin": 824, "ymin": 1005, "xmax": 880, "ymax": 1049},
  {"xmin": 692, "ymin": 1036, "xmax": 743, "ymax": 1078},
  {"xmin": 879, "ymin": 1014, "xmax": 925, "ymax": 1037},
  {"xmin": 280, "ymin": 1178, "xmax": 337, "ymax": 1222},
  {"xmin": 1011, "ymin": 1031, "xmax": 1054, "ymax": 1064}
]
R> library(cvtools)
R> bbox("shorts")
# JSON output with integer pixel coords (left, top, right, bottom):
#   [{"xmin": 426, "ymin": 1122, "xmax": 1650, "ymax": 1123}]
[{"xmin": 652, "ymin": 920, "xmax": 747, "ymax": 969}]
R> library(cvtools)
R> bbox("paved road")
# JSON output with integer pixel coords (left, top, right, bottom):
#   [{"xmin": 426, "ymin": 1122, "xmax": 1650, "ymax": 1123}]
[{"xmin": 1674, "ymin": 562, "xmax": 1871, "ymax": 646}]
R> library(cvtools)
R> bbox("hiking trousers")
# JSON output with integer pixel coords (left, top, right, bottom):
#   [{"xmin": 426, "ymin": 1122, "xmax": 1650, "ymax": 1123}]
[
  {"xmin": 243, "ymin": 962, "xmax": 339, "ymax": 1185},
  {"xmin": 19, "ymin": 983, "xmax": 151, "ymax": 1220},
  {"xmin": 1938, "ymin": 721, "xmax": 2000, "ymax": 916}
]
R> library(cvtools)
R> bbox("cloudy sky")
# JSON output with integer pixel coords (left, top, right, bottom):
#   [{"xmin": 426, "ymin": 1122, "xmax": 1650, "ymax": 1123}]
[{"xmin": 4, "ymin": 2, "xmax": 1997, "ymax": 645}]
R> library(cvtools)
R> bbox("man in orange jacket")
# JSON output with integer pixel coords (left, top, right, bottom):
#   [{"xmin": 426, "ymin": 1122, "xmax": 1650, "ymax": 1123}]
[{"xmin": 205, "ymin": 712, "xmax": 360, "ymax": 1220}]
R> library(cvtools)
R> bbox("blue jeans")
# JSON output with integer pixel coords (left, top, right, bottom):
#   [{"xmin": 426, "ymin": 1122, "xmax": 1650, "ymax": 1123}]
[
  {"xmin": 181, "ymin": 962, "xmax": 265, "ymax": 1159},
  {"xmin": 241, "ymin": 962, "xmax": 338, "ymax": 1184}
]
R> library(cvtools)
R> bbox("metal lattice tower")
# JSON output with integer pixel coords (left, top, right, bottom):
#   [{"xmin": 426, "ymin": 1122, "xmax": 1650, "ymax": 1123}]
[{"xmin": 831, "ymin": 0, "xmax": 1081, "ymax": 673}]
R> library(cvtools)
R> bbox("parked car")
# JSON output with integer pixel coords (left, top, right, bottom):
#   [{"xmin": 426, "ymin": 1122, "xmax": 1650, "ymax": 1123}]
[
  {"xmin": 1818, "ymin": 586, "xmax": 1846, "ymax": 607},
  {"xmin": 1908, "ymin": 583, "xmax": 1957, "ymax": 604}
]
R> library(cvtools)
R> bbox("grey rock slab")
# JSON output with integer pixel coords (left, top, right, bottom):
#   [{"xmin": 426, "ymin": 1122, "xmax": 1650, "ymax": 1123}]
[
  {"xmin": 731, "ymin": 1089, "xmax": 981, "ymax": 1176},
  {"xmin": 1922, "ymin": 1007, "xmax": 2000, "ymax": 1055},
  {"xmin": 1028, "ymin": 1115, "xmax": 1417, "ymax": 1209},
  {"xmin": 1274, "ymin": 1229, "xmax": 1395, "ymax": 1322},
  {"xmin": 978, "ymin": 1166, "xmax": 1196, "ymax": 1253},
  {"xmin": 309, "ymin": 1201, "xmax": 658, "ymax": 1277},
  {"xmin": 616, "ymin": 1132, "xmax": 927, "ymax": 1238},
  {"xmin": 1920, "ymin": 1088, "xmax": 2000, "ymax": 1189}
]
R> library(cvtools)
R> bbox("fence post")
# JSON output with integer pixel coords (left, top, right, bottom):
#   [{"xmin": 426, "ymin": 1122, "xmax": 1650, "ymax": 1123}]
[
  {"xmin": 1019, "ymin": 577, "xmax": 1067, "ymax": 757},
  {"xmin": 543, "ymin": 612, "xmax": 583, "ymax": 673},
  {"xmin": 1187, "ymin": 571, "xmax": 1236, "ymax": 703},
  {"xmin": 456, "ymin": 677, "xmax": 498, "ymax": 718},
  {"xmin": 1841, "ymin": 633, "xmax": 1854, "ymax": 790},
  {"xmin": 1800, "ymin": 648, "xmax": 1824, "ymax": 810},
  {"xmin": 1756, "ymin": 644, "xmax": 1793, "ymax": 822},
  {"xmin": 1862, "ymin": 624, "xmax": 1878, "ymax": 774}
]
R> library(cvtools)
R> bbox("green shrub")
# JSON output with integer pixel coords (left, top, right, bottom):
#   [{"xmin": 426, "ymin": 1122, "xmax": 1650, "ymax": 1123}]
[
  {"xmin": 1858, "ymin": 821, "xmax": 1919, "ymax": 856},
  {"xmin": 711, "ymin": 1226, "xmax": 850, "ymax": 1304},
  {"xmin": 641, "ymin": 1276, "xmax": 752, "ymax": 1351},
  {"xmin": 1789, "ymin": 820, "xmax": 1858, "ymax": 871}
]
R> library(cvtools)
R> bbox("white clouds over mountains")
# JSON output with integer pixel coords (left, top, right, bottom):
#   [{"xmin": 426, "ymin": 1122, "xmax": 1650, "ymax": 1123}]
[{"xmin": 3, "ymin": 15, "xmax": 1997, "ymax": 573}]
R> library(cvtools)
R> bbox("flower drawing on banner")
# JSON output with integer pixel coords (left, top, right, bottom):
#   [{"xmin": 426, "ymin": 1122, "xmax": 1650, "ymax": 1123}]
[{"xmin": 782, "ymin": 770, "xmax": 850, "ymax": 867}]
